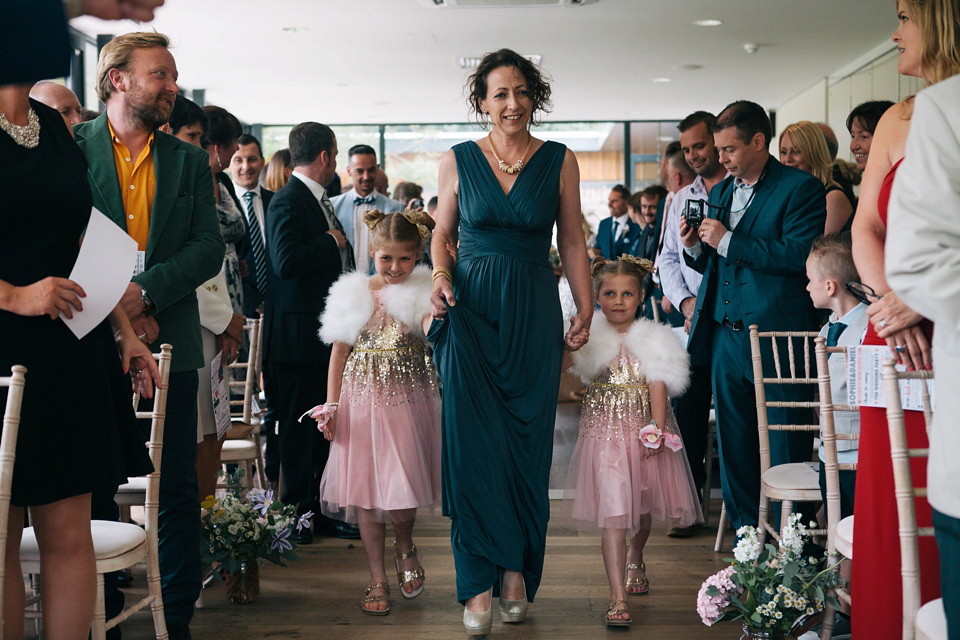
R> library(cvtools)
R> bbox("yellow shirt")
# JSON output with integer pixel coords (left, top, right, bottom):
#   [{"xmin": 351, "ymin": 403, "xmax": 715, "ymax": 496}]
[{"xmin": 108, "ymin": 120, "xmax": 155, "ymax": 251}]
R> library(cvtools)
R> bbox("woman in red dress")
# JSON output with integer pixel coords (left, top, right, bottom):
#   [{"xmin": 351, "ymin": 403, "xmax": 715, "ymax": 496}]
[{"xmin": 850, "ymin": 1, "xmax": 960, "ymax": 636}]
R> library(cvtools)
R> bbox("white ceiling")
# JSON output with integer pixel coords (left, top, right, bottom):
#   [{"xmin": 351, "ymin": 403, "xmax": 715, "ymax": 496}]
[{"xmin": 71, "ymin": 0, "xmax": 899, "ymax": 126}]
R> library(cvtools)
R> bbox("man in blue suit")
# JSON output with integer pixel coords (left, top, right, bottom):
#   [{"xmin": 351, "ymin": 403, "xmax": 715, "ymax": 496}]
[
  {"xmin": 591, "ymin": 184, "xmax": 642, "ymax": 260},
  {"xmin": 680, "ymin": 101, "xmax": 826, "ymax": 531}
]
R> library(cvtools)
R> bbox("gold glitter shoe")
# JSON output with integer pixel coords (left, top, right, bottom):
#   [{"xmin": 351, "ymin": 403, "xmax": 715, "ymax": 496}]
[
  {"xmin": 361, "ymin": 582, "xmax": 390, "ymax": 616},
  {"xmin": 394, "ymin": 541, "xmax": 425, "ymax": 599},
  {"xmin": 499, "ymin": 573, "xmax": 528, "ymax": 623},
  {"xmin": 463, "ymin": 604, "xmax": 492, "ymax": 636},
  {"xmin": 605, "ymin": 599, "xmax": 632, "ymax": 627},
  {"xmin": 625, "ymin": 562, "xmax": 649, "ymax": 595}
]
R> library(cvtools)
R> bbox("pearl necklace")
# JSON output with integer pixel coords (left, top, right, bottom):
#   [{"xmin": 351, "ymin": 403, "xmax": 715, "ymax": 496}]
[
  {"xmin": 0, "ymin": 107, "xmax": 40, "ymax": 149},
  {"xmin": 488, "ymin": 133, "xmax": 532, "ymax": 175}
]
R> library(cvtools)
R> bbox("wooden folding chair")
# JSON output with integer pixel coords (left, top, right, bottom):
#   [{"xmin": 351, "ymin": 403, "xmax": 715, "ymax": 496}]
[
  {"xmin": 883, "ymin": 361, "xmax": 945, "ymax": 640},
  {"xmin": 816, "ymin": 339, "xmax": 859, "ymax": 640},
  {"xmin": 220, "ymin": 317, "xmax": 265, "ymax": 491},
  {"xmin": 22, "ymin": 345, "xmax": 172, "ymax": 640},
  {"xmin": 749, "ymin": 325, "xmax": 822, "ymax": 546},
  {"xmin": 0, "ymin": 364, "xmax": 27, "ymax": 634}
]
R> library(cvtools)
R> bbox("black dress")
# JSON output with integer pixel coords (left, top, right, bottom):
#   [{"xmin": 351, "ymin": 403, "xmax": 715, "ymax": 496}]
[{"xmin": 0, "ymin": 100, "xmax": 151, "ymax": 507}]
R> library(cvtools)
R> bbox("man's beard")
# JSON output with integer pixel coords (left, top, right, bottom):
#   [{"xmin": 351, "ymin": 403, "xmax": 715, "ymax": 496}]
[{"xmin": 129, "ymin": 98, "xmax": 171, "ymax": 130}]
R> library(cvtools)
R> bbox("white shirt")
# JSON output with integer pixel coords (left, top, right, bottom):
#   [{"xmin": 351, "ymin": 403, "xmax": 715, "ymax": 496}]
[
  {"xmin": 611, "ymin": 213, "xmax": 630, "ymax": 240},
  {"xmin": 683, "ymin": 166, "xmax": 762, "ymax": 261},
  {"xmin": 817, "ymin": 303, "xmax": 868, "ymax": 464},
  {"xmin": 291, "ymin": 171, "xmax": 351, "ymax": 271}
]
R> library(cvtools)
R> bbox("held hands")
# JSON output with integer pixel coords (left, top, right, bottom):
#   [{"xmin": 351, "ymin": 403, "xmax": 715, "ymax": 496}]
[
  {"xmin": 565, "ymin": 312, "xmax": 591, "ymax": 351},
  {"xmin": 4, "ymin": 277, "xmax": 85, "ymax": 319}
]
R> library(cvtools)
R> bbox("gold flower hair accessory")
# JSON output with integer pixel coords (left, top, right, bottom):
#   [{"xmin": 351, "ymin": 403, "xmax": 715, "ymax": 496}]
[
  {"xmin": 618, "ymin": 254, "xmax": 654, "ymax": 274},
  {"xmin": 401, "ymin": 211, "xmax": 431, "ymax": 241}
]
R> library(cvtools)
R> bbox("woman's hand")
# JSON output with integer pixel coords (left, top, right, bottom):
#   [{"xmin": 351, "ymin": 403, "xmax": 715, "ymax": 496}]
[
  {"xmin": 884, "ymin": 324, "xmax": 932, "ymax": 371},
  {"xmin": 118, "ymin": 333, "xmax": 162, "ymax": 399},
  {"xmin": 3, "ymin": 277, "xmax": 86, "ymax": 319},
  {"xmin": 322, "ymin": 413, "xmax": 337, "ymax": 442},
  {"xmin": 430, "ymin": 277, "xmax": 455, "ymax": 320},
  {"xmin": 564, "ymin": 312, "xmax": 591, "ymax": 351},
  {"xmin": 867, "ymin": 290, "xmax": 925, "ymax": 338}
]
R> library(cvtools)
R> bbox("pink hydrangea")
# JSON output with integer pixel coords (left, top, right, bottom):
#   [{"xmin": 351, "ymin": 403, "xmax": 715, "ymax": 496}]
[{"xmin": 696, "ymin": 566, "xmax": 738, "ymax": 626}]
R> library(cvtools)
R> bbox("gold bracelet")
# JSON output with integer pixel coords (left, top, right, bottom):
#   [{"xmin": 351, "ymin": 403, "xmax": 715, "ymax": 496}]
[{"xmin": 432, "ymin": 267, "xmax": 453, "ymax": 283}]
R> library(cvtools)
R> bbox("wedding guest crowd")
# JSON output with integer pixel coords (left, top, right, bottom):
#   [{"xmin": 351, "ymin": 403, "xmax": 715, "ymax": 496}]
[{"xmin": 2, "ymin": 0, "xmax": 959, "ymax": 638}]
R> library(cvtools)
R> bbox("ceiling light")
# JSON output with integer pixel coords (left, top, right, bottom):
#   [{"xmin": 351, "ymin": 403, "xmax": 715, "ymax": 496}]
[
  {"xmin": 652, "ymin": 78, "xmax": 671, "ymax": 84},
  {"xmin": 458, "ymin": 54, "xmax": 541, "ymax": 69},
  {"xmin": 672, "ymin": 64, "xmax": 703, "ymax": 71},
  {"xmin": 281, "ymin": 26, "xmax": 308, "ymax": 33},
  {"xmin": 693, "ymin": 19, "xmax": 722, "ymax": 26}
]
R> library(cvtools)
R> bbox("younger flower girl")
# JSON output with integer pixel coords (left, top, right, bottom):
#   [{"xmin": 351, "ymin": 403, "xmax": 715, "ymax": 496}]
[
  {"xmin": 308, "ymin": 210, "xmax": 440, "ymax": 616},
  {"xmin": 565, "ymin": 256, "xmax": 703, "ymax": 627}
]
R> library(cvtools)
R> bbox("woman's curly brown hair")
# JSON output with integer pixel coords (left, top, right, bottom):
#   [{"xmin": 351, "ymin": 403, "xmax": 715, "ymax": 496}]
[{"xmin": 466, "ymin": 49, "xmax": 552, "ymax": 129}]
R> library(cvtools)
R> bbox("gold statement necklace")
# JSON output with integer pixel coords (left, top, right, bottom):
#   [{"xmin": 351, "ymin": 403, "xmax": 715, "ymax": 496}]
[
  {"xmin": 0, "ymin": 107, "xmax": 40, "ymax": 149},
  {"xmin": 488, "ymin": 132, "xmax": 532, "ymax": 175}
]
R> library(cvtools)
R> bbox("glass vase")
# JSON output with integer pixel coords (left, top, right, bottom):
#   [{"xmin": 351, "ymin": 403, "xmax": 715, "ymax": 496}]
[
  {"xmin": 225, "ymin": 559, "xmax": 260, "ymax": 604},
  {"xmin": 740, "ymin": 626, "xmax": 786, "ymax": 640}
]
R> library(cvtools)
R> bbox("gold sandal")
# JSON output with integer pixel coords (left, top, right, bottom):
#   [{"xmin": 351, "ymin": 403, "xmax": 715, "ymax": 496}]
[
  {"xmin": 605, "ymin": 599, "xmax": 632, "ymax": 627},
  {"xmin": 361, "ymin": 582, "xmax": 391, "ymax": 615},
  {"xmin": 394, "ymin": 541, "xmax": 425, "ymax": 599},
  {"xmin": 625, "ymin": 562, "xmax": 649, "ymax": 595}
]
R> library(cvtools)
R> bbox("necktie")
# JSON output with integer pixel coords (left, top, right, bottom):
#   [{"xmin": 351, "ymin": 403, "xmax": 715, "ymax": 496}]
[
  {"xmin": 354, "ymin": 195, "xmax": 375, "ymax": 206},
  {"xmin": 826, "ymin": 321, "xmax": 847, "ymax": 347},
  {"xmin": 321, "ymin": 192, "xmax": 355, "ymax": 271},
  {"xmin": 612, "ymin": 220, "xmax": 620, "ymax": 254},
  {"xmin": 243, "ymin": 191, "xmax": 267, "ymax": 297}
]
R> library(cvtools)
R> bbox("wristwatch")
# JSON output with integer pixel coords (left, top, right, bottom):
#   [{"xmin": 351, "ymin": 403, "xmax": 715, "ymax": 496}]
[{"xmin": 141, "ymin": 287, "xmax": 156, "ymax": 314}]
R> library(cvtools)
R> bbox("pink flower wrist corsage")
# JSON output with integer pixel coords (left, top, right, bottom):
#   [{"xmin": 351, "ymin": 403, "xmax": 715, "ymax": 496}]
[
  {"xmin": 299, "ymin": 402, "xmax": 338, "ymax": 431},
  {"xmin": 640, "ymin": 423, "xmax": 663, "ymax": 449}
]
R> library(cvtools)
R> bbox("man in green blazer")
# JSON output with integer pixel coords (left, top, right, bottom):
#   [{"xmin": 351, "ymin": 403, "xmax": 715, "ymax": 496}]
[
  {"xmin": 75, "ymin": 32, "xmax": 224, "ymax": 640},
  {"xmin": 680, "ymin": 101, "xmax": 826, "ymax": 533}
]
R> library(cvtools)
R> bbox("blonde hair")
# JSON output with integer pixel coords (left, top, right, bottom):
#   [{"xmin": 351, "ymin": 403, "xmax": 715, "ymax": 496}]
[
  {"xmin": 363, "ymin": 210, "xmax": 436, "ymax": 252},
  {"xmin": 780, "ymin": 121, "xmax": 838, "ymax": 189},
  {"xmin": 590, "ymin": 256, "xmax": 653, "ymax": 298},
  {"xmin": 96, "ymin": 32, "xmax": 171, "ymax": 103},
  {"xmin": 264, "ymin": 149, "xmax": 291, "ymax": 192},
  {"xmin": 901, "ymin": 0, "xmax": 960, "ymax": 85}
]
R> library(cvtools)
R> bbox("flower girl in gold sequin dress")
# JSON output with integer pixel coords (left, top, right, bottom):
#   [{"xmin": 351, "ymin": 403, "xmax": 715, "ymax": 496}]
[
  {"xmin": 564, "ymin": 257, "xmax": 703, "ymax": 627},
  {"xmin": 310, "ymin": 210, "xmax": 440, "ymax": 616}
]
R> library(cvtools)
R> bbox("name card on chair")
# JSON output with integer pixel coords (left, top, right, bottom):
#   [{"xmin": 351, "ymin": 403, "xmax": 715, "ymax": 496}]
[{"xmin": 846, "ymin": 346, "xmax": 936, "ymax": 410}]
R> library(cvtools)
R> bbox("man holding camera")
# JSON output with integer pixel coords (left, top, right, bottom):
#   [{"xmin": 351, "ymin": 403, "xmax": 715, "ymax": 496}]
[
  {"xmin": 679, "ymin": 101, "xmax": 826, "ymax": 533},
  {"xmin": 657, "ymin": 111, "xmax": 726, "ymax": 530}
]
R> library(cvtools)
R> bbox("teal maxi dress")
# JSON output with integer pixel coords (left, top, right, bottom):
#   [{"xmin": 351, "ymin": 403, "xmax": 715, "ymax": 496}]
[{"xmin": 428, "ymin": 139, "xmax": 566, "ymax": 604}]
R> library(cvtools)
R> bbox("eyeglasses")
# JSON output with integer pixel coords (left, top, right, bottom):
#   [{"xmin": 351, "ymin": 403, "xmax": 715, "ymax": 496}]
[{"xmin": 845, "ymin": 282, "xmax": 883, "ymax": 305}]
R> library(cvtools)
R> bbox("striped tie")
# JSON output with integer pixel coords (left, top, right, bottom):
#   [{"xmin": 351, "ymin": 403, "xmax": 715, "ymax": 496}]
[
  {"xmin": 321, "ymin": 192, "xmax": 355, "ymax": 271},
  {"xmin": 243, "ymin": 191, "xmax": 268, "ymax": 297}
]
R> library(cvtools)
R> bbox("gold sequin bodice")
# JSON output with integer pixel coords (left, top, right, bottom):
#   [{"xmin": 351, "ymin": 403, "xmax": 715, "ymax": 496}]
[
  {"xmin": 341, "ymin": 294, "xmax": 438, "ymax": 407},
  {"xmin": 579, "ymin": 348, "xmax": 655, "ymax": 442}
]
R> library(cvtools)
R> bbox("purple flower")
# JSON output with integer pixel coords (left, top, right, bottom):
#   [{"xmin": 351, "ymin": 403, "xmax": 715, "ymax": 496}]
[
  {"xmin": 251, "ymin": 489, "xmax": 275, "ymax": 516},
  {"xmin": 297, "ymin": 511, "xmax": 314, "ymax": 532},
  {"xmin": 271, "ymin": 527, "xmax": 293, "ymax": 552}
]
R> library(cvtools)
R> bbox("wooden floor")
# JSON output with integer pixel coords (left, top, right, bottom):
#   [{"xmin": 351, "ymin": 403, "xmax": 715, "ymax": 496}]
[{"xmin": 70, "ymin": 502, "xmax": 742, "ymax": 640}]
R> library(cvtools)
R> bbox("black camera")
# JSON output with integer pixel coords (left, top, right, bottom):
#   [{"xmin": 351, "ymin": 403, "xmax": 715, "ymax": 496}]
[{"xmin": 684, "ymin": 199, "xmax": 707, "ymax": 231}]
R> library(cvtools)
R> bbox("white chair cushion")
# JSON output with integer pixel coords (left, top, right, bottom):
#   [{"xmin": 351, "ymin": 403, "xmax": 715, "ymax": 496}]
[
  {"xmin": 117, "ymin": 477, "xmax": 149, "ymax": 493},
  {"xmin": 916, "ymin": 598, "xmax": 947, "ymax": 640},
  {"xmin": 835, "ymin": 515, "xmax": 854, "ymax": 559},
  {"xmin": 21, "ymin": 521, "xmax": 146, "ymax": 565},
  {"xmin": 221, "ymin": 438, "xmax": 257, "ymax": 460},
  {"xmin": 762, "ymin": 462, "xmax": 821, "ymax": 501}
]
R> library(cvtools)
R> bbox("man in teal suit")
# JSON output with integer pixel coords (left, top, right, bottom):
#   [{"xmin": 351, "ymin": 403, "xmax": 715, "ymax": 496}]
[
  {"xmin": 75, "ymin": 32, "xmax": 224, "ymax": 640},
  {"xmin": 680, "ymin": 101, "xmax": 826, "ymax": 531}
]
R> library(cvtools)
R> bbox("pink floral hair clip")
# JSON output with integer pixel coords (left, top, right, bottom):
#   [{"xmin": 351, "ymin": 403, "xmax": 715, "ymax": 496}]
[
  {"xmin": 639, "ymin": 423, "xmax": 683, "ymax": 452},
  {"xmin": 299, "ymin": 402, "xmax": 338, "ymax": 431}
]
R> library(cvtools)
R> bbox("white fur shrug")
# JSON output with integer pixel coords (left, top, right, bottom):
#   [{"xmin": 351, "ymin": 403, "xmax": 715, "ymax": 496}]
[
  {"xmin": 318, "ymin": 266, "xmax": 433, "ymax": 346},
  {"xmin": 569, "ymin": 315, "xmax": 690, "ymax": 397}
]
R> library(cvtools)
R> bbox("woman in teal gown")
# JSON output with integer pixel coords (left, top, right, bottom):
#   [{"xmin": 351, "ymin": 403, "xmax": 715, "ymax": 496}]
[{"xmin": 427, "ymin": 49, "xmax": 593, "ymax": 634}]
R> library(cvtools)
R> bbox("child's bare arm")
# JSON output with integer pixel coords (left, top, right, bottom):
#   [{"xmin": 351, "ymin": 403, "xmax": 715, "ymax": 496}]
[{"xmin": 323, "ymin": 341, "xmax": 352, "ymax": 440}]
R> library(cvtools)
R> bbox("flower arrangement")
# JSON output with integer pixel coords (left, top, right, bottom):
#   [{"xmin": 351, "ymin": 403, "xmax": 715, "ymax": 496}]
[
  {"xmin": 200, "ymin": 469, "xmax": 312, "ymax": 577},
  {"xmin": 696, "ymin": 514, "xmax": 844, "ymax": 636},
  {"xmin": 639, "ymin": 422, "xmax": 683, "ymax": 451}
]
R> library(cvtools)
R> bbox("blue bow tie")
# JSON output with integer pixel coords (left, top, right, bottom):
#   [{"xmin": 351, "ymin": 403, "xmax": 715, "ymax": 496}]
[{"xmin": 354, "ymin": 195, "xmax": 375, "ymax": 205}]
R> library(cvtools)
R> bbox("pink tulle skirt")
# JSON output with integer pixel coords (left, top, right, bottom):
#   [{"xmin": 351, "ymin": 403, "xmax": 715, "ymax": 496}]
[
  {"xmin": 565, "ymin": 413, "xmax": 703, "ymax": 534},
  {"xmin": 319, "ymin": 393, "xmax": 441, "ymax": 525}
]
